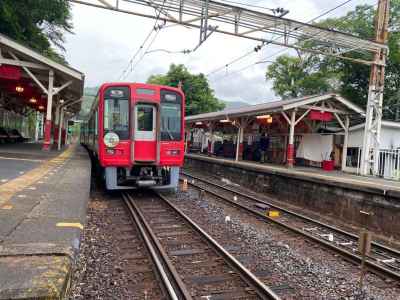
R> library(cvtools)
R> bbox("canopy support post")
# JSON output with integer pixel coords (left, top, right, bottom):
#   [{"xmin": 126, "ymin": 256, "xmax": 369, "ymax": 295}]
[
  {"xmin": 287, "ymin": 110, "xmax": 296, "ymax": 168},
  {"xmin": 342, "ymin": 116, "xmax": 350, "ymax": 171},
  {"xmin": 42, "ymin": 70, "xmax": 54, "ymax": 151},
  {"xmin": 57, "ymin": 108, "xmax": 64, "ymax": 151}
]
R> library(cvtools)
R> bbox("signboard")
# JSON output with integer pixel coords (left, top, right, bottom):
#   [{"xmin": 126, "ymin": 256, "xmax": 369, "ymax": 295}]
[{"xmin": 309, "ymin": 110, "xmax": 333, "ymax": 122}]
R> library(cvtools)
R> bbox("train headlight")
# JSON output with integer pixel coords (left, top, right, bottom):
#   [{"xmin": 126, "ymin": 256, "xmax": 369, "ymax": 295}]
[
  {"xmin": 166, "ymin": 150, "xmax": 180, "ymax": 156},
  {"xmin": 104, "ymin": 132, "xmax": 119, "ymax": 148}
]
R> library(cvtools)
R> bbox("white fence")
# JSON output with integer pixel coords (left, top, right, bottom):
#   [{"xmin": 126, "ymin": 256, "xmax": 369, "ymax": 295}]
[
  {"xmin": 356, "ymin": 148, "xmax": 400, "ymax": 180},
  {"xmin": 377, "ymin": 149, "xmax": 400, "ymax": 180}
]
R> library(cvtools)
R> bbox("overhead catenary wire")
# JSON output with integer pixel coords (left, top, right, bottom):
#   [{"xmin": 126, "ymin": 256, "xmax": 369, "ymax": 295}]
[
  {"xmin": 208, "ymin": 0, "xmax": 379, "ymax": 81},
  {"xmin": 207, "ymin": 0, "xmax": 358, "ymax": 78},
  {"xmin": 118, "ymin": 29, "xmax": 155, "ymax": 80},
  {"xmin": 130, "ymin": 26, "xmax": 163, "ymax": 78},
  {"xmin": 212, "ymin": 48, "xmax": 287, "ymax": 82},
  {"xmin": 118, "ymin": 0, "xmax": 167, "ymax": 80}
]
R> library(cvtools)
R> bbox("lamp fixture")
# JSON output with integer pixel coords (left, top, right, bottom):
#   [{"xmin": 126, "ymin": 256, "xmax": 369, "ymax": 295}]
[
  {"xmin": 15, "ymin": 85, "xmax": 24, "ymax": 93},
  {"xmin": 219, "ymin": 119, "xmax": 230, "ymax": 123},
  {"xmin": 29, "ymin": 97, "xmax": 37, "ymax": 103},
  {"xmin": 60, "ymin": 99, "xmax": 65, "ymax": 104},
  {"xmin": 38, "ymin": 105, "xmax": 45, "ymax": 110},
  {"xmin": 195, "ymin": 121, "xmax": 203, "ymax": 125},
  {"xmin": 256, "ymin": 115, "xmax": 271, "ymax": 119}
]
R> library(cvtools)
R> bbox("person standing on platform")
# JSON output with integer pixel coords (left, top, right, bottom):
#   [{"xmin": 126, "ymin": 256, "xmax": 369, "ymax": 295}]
[{"xmin": 259, "ymin": 133, "xmax": 269, "ymax": 163}]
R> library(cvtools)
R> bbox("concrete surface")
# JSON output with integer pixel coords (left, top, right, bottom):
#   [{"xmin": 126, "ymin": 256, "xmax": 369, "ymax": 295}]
[
  {"xmin": 0, "ymin": 144, "xmax": 91, "ymax": 300},
  {"xmin": 0, "ymin": 143, "xmax": 62, "ymax": 184}
]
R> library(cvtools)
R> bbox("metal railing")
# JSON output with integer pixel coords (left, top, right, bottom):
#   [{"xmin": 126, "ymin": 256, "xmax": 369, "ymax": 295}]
[
  {"xmin": 377, "ymin": 149, "xmax": 400, "ymax": 180},
  {"xmin": 356, "ymin": 148, "xmax": 400, "ymax": 181}
]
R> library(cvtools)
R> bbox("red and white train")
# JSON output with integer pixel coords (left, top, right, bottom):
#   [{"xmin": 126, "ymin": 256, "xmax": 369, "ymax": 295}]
[{"xmin": 81, "ymin": 83, "xmax": 185, "ymax": 191}]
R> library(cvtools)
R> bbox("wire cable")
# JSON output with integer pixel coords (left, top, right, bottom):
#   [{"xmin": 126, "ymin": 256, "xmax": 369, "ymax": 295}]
[
  {"xmin": 118, "ymin": 0, "xmax": 167, "ymax": 80},
  {"xmin": 209, "ymin": 0, "xmax": 381, "ymax": 81},
  {"xmin": 130, "ymin": 27, "xmax": 162, "ymax": 75},
  {"xmin": 206, "ymin": 0, "xmax": 360, "ymax": 78},
  {"xmin": 118, "ymin": 29, "xmax": 156, "ymax": 80}
]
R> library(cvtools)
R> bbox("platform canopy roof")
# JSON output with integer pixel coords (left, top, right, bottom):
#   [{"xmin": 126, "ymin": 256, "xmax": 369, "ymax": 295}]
[
  {"xmin": 0, "ymin": 33, "xmax": 84, "ymax": 116},
  {"xmin": 186, "ymin": 93, "xmax": 365, "ymax": 126}
]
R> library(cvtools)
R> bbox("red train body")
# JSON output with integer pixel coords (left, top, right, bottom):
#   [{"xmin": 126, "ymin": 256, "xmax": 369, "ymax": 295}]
[{"xmin": 81, "ymin": 83, "xmax": 185, "ymax": 191}]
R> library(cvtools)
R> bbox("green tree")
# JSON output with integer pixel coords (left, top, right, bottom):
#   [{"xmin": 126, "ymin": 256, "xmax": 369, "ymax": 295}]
[
  {"xmin": 319, "ymin": 2, "xmax": 400, "ymax": 118},
  {"xmin": 148, "ymin": 64, "xmax": 225, "ymax": 115},
  {"xmin": 265, "ymin": 54, "xmax": 339, "ymax": 99},
  {"xmin": 0, "ymin": 0, "xmax": 73, "ymax": 63}
]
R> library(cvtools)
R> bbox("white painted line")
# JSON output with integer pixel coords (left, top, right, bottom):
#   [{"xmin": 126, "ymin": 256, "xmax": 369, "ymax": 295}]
[
  {"xmin": 1, "ymin": 179, "xmax": 8, "ymax": 183},
  {"xmin": 17, "ymin": 195, "xmax": 27, "ymax": 198},
  {"xmin": 0, "ymin": 156, "xmax": 43, "ymax": 163}
]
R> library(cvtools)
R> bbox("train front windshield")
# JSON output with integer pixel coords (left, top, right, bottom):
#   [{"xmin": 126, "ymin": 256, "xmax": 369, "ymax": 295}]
[
  {"xmin": 160, "ymin": 90, "xmax": 182, "ymax": 141},
  {"xmin": 103, "ymin": 87, "xmax": 129, "ymax": 140}
]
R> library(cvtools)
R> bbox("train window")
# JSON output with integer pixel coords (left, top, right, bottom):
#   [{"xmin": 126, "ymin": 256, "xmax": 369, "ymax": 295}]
[
  {"xmin": 137, "ymin": 106, "xmax": 154, "ymax": 132},
  {"xmin": 161, "ymin": 102, "xmax": 181, "ymax": 141},
  {"xmin": 95, "ymin": 110, "xmax": 98, "ymax": 136},
  {"xmin": 104, "ymin": 97, "xmax": 129, "ymax": 140}
]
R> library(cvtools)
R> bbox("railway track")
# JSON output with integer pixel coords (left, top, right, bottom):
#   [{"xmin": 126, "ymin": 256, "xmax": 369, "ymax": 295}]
[
  {"xmin": 180, "ymin": 171, "xmax": 400, "ymax": 283},
  {"xmin": 101, "ymin": 199, "xmax": 166, "ymax": 299},
  {"xmin": 122, "ymin": 191, "xmax": 280, "ymax": 300}
]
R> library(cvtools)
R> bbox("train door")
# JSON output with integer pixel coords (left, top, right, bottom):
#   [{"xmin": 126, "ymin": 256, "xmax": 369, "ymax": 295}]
[{"xmin": 134, "ymin": 104, "xmax": 157, "ymax": 162}]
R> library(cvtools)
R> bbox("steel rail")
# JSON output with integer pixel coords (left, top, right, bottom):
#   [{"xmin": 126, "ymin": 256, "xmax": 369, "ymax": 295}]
[
  {"xmin": 122, "ymin": 193, "xmax": 193, "ymax": 300},
  {"xmin": 156, "ymin": 192, "xmax": 281, "ymax": 300},
  {"xmin": 181, "ymin": 171, "xmax": 400, "ymax": 258},
  {"xmin": 181, "ymin": 171, "xmax": 400, "ymax": 282}
]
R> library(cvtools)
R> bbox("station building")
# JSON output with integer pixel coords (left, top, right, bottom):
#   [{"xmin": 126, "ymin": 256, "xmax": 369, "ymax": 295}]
[
  {"xmin": 0, "ymin": 33, "xmax": 84, "ymax": 150},
  {"xmin": 185, "ymin": 93, "xmax": 400, "ymax": 181}
]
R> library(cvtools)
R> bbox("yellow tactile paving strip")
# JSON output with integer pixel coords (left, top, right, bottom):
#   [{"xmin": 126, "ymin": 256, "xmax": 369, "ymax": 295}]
[
  {"xmin": 0, "ymin": 146, "xmax": 75, "ymax": 207},
  {"xmin": 56, "ymin": 222, "xmax": 84, "ymax": 230}
]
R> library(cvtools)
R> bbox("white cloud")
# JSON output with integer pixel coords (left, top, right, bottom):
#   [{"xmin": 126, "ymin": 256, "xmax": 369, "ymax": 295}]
[{"xmin": 64, "ymin": 0, "xmax": 370, "ymax": 104}]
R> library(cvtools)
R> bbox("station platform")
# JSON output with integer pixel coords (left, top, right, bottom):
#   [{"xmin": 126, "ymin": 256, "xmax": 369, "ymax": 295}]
[
  {"xmin": 0, "ymin": 143, "xmax": 91, "ymax": 300},
  {"xmin": 185, "ymin": 153, "xmax": 400, "ymax": 239},
  {"xmin": 186, "ymin": 153, "xmax": 400, "ymax": 197}
]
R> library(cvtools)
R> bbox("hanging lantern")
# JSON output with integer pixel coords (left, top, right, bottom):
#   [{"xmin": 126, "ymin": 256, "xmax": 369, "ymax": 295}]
[
  {"xmin": 15, "ymin": 85, "xmax": 24, "ymax": 93},
  {"xmin": 29, "ymin": 97, "xmax": 37, "ymax": 103}
]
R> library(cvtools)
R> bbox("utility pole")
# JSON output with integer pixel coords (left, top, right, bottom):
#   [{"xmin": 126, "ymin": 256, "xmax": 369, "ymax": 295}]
[{"xmin": 360, "ymin": 0, "xmax": 390, "ymax": 176}]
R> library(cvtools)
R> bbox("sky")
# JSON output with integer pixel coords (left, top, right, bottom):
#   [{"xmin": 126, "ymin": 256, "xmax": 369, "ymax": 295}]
[{"xmin": 64, "ymin": 0, "xmax": 377, "ymax": 104}]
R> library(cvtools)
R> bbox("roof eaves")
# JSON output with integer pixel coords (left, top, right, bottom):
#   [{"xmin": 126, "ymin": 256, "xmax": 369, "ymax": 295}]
[
  {"xmin": 333, "ymin": 94, "xmax": 365, "ymax": 115},
  {"xmin": 0, "ymin": 33, "xmax": 84, "ymax": 81}
]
